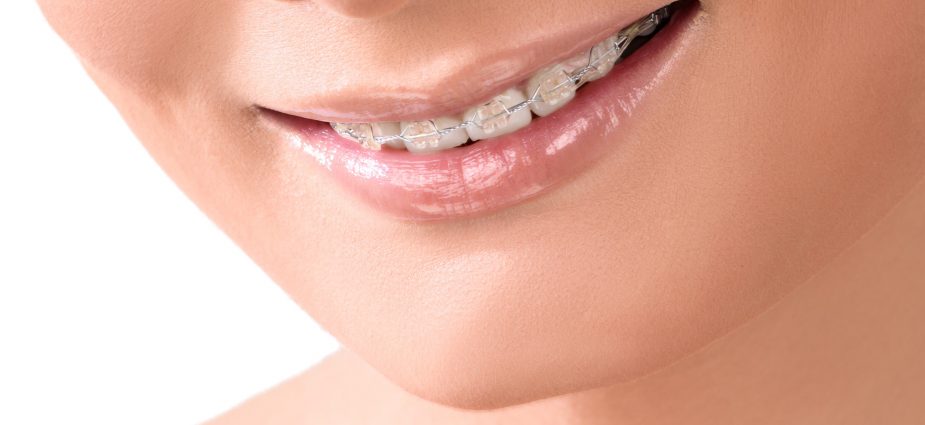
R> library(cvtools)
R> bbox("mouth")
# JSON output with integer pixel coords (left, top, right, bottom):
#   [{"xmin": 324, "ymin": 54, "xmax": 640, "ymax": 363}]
[{"xmin": 261, "ymin": 0, "xmax": 701, "ymax": 221}]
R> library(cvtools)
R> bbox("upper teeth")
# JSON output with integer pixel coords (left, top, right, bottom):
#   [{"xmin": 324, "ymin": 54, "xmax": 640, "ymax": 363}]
[
  {"xmin": 331, "ymin": 7, "xmax": 669, "ymax": 154},
  {"xmin": 401, "ymin": 116, "xmax": 468, "ymax": 153},
  {"xmin": 464, "ymin": 88, "xmax": 532, "ymax": 141}
]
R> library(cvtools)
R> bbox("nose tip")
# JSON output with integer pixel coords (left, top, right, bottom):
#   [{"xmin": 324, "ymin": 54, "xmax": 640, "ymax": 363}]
[{"xmin": 312, "ymin": 0, "xmax": 412, "ymax": 19}]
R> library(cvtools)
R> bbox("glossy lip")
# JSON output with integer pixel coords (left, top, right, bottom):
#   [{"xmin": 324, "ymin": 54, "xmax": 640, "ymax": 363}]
[{"xmin": 262, "ymin": 3, "xmax": 702, "ymax": 222}]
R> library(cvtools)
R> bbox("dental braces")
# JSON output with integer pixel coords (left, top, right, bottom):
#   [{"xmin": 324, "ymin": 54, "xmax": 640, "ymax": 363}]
[{"xmin": 333, "ymin": 7, "xmax": 671, "ymax": 150}]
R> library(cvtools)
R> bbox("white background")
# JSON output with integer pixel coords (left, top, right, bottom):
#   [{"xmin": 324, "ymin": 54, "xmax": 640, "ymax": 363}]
[{"xmin": 0, "ymin": 3, "xmax": 339, "ymax": 424}]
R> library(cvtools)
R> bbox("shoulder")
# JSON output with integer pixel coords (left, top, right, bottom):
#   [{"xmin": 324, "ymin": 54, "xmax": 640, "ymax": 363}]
[
  {"xmin": 205, "ymin": 350, "xmax": 384, "ymax": 425},
  {"xmin": 205, "ymin": 350, "xmax": 504, "ymax": 425}
]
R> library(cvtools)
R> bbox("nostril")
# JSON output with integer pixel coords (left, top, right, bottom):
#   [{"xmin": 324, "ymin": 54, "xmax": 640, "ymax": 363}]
[{"xmin": 310, "ymin": 0, "xmax": 411, "ymax": 19}]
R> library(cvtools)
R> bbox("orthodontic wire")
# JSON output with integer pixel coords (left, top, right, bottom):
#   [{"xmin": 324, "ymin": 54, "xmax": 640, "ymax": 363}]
[{"xmin": 337, "ymin": 7, "xmax": 669, "ymax": 147}]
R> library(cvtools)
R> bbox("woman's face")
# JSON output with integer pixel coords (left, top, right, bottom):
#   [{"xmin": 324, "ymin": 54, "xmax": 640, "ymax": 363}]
[{"xmin": 39, "ymin": 0, "xmax": 925, "ymax": 409}]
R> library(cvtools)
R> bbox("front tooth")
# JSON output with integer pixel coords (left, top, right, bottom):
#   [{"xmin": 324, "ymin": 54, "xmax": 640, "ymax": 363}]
[
  {"xmin": 526, "ymin": 63, "xmax": 578, "ymax": 117},
  {"xmin": 370, "ymin": 122, "xmax": 405, "ymax": 149},
  {"xmin": 331, "ymin": 122, "xmax": 381, "ymax": 151},
  {"xmin": 464, "ymin": 88, "xmax": 532, "ymax": 141},
  {"xmin": 400, "ymin": 116, "xmax": 468, "ymax": 154}
]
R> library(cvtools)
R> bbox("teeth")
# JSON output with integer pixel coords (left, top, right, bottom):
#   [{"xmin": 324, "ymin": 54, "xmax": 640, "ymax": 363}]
[
  {"xmin": 464, "ymin": 88, "xmax": 532, "ymax": 141},
  {"xmin": 526, "ymin": 63, "xmax": 578, "ymax": 117},
  {"xmin": 638, "ymin": 24, "xmax": 657, "ymax": 37},
  {"xmin": 371, "ymin": 122, "xmax": 405, "ymax": 149},
  {"xmin": 636, "ymin": 13, "xmax": 661, "ymax": 36},
  {"xmin": 331, "ymin": 122, "xmax": 381, "ymax": 151},
  {"xmin": 583, "ymin": 36, "xmax": 621, "ymax": 82},
  {"xmin": 329, "ymin": 7, "xmax": 668, "ymax": 154},
  {"xmin": 400, "ymin": 117, "xmax": 468, "ymax": 154}
]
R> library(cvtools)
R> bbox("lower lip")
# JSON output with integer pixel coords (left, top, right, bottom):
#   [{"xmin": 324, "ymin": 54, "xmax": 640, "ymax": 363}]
[{"xmin": 266, "ymin": 5, "xmax": 699, "ymax": 222}]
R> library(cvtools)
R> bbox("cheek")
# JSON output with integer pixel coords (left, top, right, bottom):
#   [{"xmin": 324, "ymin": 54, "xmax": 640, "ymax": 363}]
[{"xmin": 37, "ymin": 0, "xmax": 231, "ymax": 96}]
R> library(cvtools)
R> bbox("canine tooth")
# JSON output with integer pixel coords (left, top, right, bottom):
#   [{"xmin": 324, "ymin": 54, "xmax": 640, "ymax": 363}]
[
  {"xmin": 400, "ymin": 117, "xmax": 468, "ymax": 154},
  {"xmin": 464, "ymin": 88, "xmax": 532, "ymax": 141},
  {"xmin": 526, "ymin": 63, "xmax": 578, "ymax": 117},
  {"xmin": 331, "ymin": 122, "xmax": 381, "ymax": 151},
  {"xmin": 371, "ymin": 122, "xmax": 405, "ymax": 149}
]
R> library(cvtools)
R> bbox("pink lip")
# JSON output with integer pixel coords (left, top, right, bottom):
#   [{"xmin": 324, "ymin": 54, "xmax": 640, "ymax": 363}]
[{"xmin": 264, "ymin": 5, "xmax": 700, "ymax": 222}]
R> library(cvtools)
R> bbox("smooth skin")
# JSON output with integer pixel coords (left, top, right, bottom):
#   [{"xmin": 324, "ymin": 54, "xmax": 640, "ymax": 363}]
[{"xmin": 37, "ymin": 0, "xmax": 925, "ymax": 423}]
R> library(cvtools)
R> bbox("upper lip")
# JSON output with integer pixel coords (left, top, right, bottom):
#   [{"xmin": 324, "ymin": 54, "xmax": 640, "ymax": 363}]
[{"xmin": 262, "ymin": 1, "xmax": 671, "ymax": 123}]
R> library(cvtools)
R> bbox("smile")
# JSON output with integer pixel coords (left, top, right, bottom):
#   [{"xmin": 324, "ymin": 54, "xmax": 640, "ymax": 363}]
[
  {"xmin": 261, "ymin": 0, "xmax": 701, "ymax": 221},
  {"xmin": 330, "ymin": 6, "xmax": 671, "ymax": 154}
]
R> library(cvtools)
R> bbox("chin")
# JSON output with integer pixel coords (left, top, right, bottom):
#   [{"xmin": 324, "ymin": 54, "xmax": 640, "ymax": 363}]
[{"xmin": 293, "ymin": 238, "xmax": 793, "ymax": 411}]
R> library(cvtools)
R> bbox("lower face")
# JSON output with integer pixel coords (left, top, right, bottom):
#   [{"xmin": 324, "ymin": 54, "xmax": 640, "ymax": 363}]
[{"xmin": 39, "ymin": 0, "xmax": 925, "ymax": 409}]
